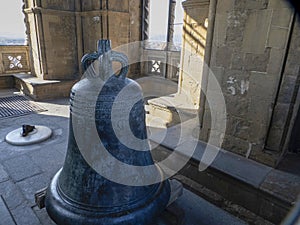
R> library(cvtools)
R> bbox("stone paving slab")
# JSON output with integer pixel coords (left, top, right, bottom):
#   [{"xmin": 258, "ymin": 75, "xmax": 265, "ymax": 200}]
[
  {"xmin": 10, "ymin": 202, "xmax": 41, "ymax": 225},
  {"xmin": 0, "ymin": 195, "xmax": 15, "ymax": 225},
  {"xmin": 0, "ymin": 164, "xmax": 9, "ymax": 183},
  {"xmin": 3, "ymin": 154, "xmax": 42, "ymax": 182},
  {"xmin": 0, "ymin": 180, "xmax": 26, "ymax": 210}
]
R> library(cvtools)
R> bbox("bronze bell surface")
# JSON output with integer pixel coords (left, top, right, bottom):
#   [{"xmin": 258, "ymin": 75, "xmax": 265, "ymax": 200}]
[{"xmin": 45, "ymin": 40, "xmax": 171, "ymax": 225}]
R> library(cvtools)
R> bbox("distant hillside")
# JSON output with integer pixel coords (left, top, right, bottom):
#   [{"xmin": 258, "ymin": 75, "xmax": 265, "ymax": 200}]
[{"xmin": 0, "ymin": 36, "xmax": 26, "ymax": 45}]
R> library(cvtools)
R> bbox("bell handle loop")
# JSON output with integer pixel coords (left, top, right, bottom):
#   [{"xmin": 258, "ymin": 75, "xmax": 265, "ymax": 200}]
[
  {"xmin": 81, "ymin": 52, "xmax": 99, "ymax": 72},
  {"xmin": 111, "ymin": 51, "xmax": 129, "ymax": 80}
]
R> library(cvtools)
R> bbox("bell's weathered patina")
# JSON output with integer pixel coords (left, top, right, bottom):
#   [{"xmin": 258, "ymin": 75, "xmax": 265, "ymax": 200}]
[{"xmin": 45, "ymin": 40, "xmax": 171, "ymax": 225}]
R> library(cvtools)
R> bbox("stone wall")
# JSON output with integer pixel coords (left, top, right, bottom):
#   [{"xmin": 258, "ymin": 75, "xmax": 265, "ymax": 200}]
[
  {"xmin": 24, "ymin": 0, "xmax": 142, "ymax": 80},
  {"xmin": 200, "ymin": 0, "xmax": 297, "ymax": 166}
]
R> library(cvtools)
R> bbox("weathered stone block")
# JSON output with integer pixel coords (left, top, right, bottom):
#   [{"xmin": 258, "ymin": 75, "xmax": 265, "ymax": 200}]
[
  {"xmin": 225, "ymin": 94, "xmax": 250, "ymax": 117},
  {"xmin": 249, "ymin": 145, "xmax": 279, "ymax": 166},
  {"xmin": 225, "ymin": 26, "xmax": 244, "ymax": 47},
  {"xmin": 245, "ymin": 0, "xmax": 269, "ymax": 10},
  {"xmin": 265, "ymin": 127, "xmax": 284, "ymax": 151},
  {"xmin": 216, "ymin": 46, "xmax": 233, "ymax": 68},
  {"xmin": 267, "ymin": 26, "xmax": 289, "ymax": 49},
  {"xmin": 248, "ymin": 71, "xmax": 277, "ymax": 101},
  {"xmin": 109, "ymin": 12, "xmax": 130, "ymax": 48},
  {"xmin": 233, "ymin": 0, "xmax": 247, "ymax": 10},
  {"xmin": 242, "ymin": 9, "xmax": 272, "ymax": 54},
  {"xmin": 271, "ymin": 8, "xmax": 293, "ymax": 28},
  {"xmin": 230, "ymin": 51, "xmax": 245, "ymax": 70},
  {"xmin": 247, "ymin": 98, "xmax": 272, "ymax": 124},
  {"xmin": 284, "ymin": 63, "xmax": 300, "ymax": 76},
  {"xmin": 267, "ymin": 48, "xmax": 285, "ymax": 74},
  {"xmin": 266, "ymin": 102, "xmax": 292, "ymax": 151},
  {"xmin": 0, "ymin": 76, "xmax": 14, "ymax": 89},
  {"xmin": 222, "ymin": 134, "xmax": 250, "ymax": 156},
  {"xmin": 248, "ymin": 122, "xmax": 268, "ymax": 144},
  {"xmin": 216, "ymin": 0, "xmax": 235, "ymax": 12},
  {"xmin": 41, "ymin": 0, "xmax": 75, "ymax": 11},
  {"xmin": 226, "ymin": 116, "xmax": 250, "ymax": 140},
  {"xmin": 268, "ymin": 0, "xmax": 292, "ymax": 9},
  {"xmin": 129, "ymin": 0, "xmax": 142, "ymax": 42},
  {"xmin": 244, "ymin": 48, "xmax": 271, "ymax": 72},
  {"xmin": 269, "ymin": 102, "xmax": 290, "ymax": 128},
  {"xmin": 43, "ymin": 14, "xmax": 78, "ymax": 79},
  {"xmin": 213, "ymin": 13, "xmax": 227, "ymax": 47},
  {"xmin": 277, "ymin": 75, "xmax": 297, "ymax": 104},
  {"xmin": 261, "ymin": 169, "xmax": 300, "ymax": 204},
  {"xmin": 81, "ymin": 0, "xmax": 101, "ymax": 11}
]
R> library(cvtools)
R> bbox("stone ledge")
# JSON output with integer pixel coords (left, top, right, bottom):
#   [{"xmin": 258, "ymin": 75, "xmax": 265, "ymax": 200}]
[
  {"xmin": 13, "ymin": 74, "xmax": 60, "ymax": 86},
  {"xmin": 150, "ymin": 121, "xmax": 300, "ymax": 224},
  {"xmin": 148, "ymin": 95, "xmax": 198, "ymax": 127},
  {"xmin": 13, "ymin": 74, "xmax": 77, "ymax": 100}
]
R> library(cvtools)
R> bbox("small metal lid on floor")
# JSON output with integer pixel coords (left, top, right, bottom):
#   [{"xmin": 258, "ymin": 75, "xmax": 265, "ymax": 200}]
[{"xmin": 5, "ymin": 125, "xmax": 52, "ymax": 146}]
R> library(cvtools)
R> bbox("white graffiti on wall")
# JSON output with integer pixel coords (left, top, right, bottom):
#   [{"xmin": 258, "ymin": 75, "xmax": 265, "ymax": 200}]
[{"xmin": 227, "ymin": 76, "xmax": 249, "ymax": 95}]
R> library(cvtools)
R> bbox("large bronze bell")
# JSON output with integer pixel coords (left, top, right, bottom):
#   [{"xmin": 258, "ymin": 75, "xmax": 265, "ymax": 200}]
[{"xmin": 45, "ymin": 40, "xmax": 171, "ymax": 225}]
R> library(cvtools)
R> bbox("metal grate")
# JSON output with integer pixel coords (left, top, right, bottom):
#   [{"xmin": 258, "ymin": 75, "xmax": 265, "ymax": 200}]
[{"xmin": 0, "ymin": 95, "xmax": 47, "ymax": 119}]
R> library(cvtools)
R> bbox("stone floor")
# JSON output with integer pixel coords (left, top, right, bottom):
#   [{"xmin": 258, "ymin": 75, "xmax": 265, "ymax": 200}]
[{"xmin": 0, "ymin": 90, "xmax": 247, "ymax": 225}]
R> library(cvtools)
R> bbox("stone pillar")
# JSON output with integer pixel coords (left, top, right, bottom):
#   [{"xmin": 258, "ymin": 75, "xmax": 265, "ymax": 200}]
[
  {"xmin": 166, "ymin": 0, "xmax": 177, "ymax": 51},
  {"xmin": 265, "ymin": 13, "xmax": 299, "ymax": 155},
  {"xmin": 22, "ymin": 0, "xmax": 30, "ymax": 46},
  {"xmin": 24, "ymin": 0, "xmax": 78, "ymax": 80},
  {"xmin": 142, "ymin": 0, "xmax": 150, "ymax": 41},
  {"xmin": 178, "ymin": 0, "xmax": 210, "ymax": 107}
]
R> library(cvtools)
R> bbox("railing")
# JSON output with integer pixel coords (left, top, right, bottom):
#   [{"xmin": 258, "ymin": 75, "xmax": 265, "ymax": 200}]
[
  {"xmin": 142, "ymin": 41, "xmax": 181, "ymax": 82},
  {"xmin": 0, "ymin": 45, "xmax": 30, "ymax": 75}
]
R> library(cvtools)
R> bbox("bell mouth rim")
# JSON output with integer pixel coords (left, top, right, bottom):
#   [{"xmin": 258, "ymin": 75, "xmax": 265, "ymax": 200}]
[
  {"xmin": 45, "ymin": 169, "xmax": 171, "ymax": 225},
  {"xmin": 50, "ymin": 169, "xmax": 170, "ymax": 212}
]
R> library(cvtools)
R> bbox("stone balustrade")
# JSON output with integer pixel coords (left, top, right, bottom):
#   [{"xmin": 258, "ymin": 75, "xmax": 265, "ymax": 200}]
[
  {"xmin": 0, "ymin": 45, "xmax": 30, "ymax": 75},
  {"xmin": 142, "ymin": 41, "xmax": 181, "ymax": 82}
]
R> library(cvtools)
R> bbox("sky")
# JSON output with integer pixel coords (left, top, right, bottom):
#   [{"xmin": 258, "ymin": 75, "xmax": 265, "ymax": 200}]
[
  {"xmin": 149, "ymin": 0, "xmax": 184, "ymax": 43},
  {"xmin": 0, "ymin": 0, "xmax": 26, "ymax": 38},
  {"xmin": 0, "ymin": 0, "xmax": 184, "ymax": 41}
]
